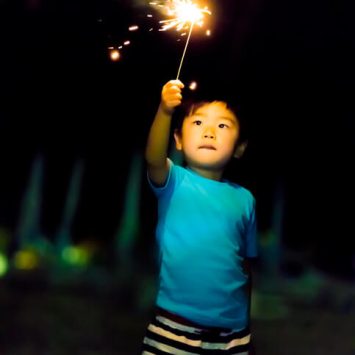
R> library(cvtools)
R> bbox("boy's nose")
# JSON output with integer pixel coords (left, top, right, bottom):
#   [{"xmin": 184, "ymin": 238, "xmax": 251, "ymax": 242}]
[{"xmin": 203, "ymin": 128, "xmax": 215, "ymax": 139}]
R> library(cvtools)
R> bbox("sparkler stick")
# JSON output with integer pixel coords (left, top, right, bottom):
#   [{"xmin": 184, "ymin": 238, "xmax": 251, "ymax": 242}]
[{"xmin": 176, "ymin": 20, "xmax": 194, "ymax": 80}]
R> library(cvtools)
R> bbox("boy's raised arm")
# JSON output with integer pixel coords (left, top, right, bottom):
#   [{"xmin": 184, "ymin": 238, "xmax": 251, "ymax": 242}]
[{"xmin": 145, "ymin": 79, "xmax": 184, "ymax": 186}]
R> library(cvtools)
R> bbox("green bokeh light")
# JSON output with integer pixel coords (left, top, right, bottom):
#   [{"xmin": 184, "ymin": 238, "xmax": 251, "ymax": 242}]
[
  {"xmin": 61, "ymin": 246, "xmax": 90, "ymax": 266},
  {"xmin": 0, "ymin": 253, "xmax": 9, "ymax": 276}
]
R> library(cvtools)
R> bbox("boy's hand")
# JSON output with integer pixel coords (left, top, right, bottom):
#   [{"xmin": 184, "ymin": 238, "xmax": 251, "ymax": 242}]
[{"xmin": 161, "ymin": 80, "xmax": 184, "ymax": 113}]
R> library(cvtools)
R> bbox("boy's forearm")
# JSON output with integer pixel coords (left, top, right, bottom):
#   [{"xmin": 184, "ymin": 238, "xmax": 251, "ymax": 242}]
[
  {"xmin": 247, "ymin": 272, "xmax": 252, "ymax": 320},
  {"xmin": 145, "ymin": 104, "xmax": 173, "ymax": 167}
]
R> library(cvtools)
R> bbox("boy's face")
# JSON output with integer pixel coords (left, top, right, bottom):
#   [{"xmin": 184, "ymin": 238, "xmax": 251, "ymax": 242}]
[{"xmin": 174, "ymin": 101, "xmax": 240, "ymax": 171}]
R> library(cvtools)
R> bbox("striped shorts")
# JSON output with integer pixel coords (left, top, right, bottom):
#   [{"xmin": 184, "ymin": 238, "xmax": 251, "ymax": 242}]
[{"xmin": 141, "ymin": 308, "xmax": 251, "ymax": 354}]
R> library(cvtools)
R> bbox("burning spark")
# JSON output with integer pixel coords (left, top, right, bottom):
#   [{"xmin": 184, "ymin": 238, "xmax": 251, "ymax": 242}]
[{"xmin": 150, "ymin": 0, "xmax": 211, "ymax": 32}]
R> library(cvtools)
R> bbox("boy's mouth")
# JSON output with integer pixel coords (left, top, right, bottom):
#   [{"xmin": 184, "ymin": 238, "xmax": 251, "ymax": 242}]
[{"xmin": 198, "ymin": 145, "xmax": 216, "ymax": 150}]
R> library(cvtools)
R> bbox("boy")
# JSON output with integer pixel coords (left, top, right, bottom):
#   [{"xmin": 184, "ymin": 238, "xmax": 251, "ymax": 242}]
[{"xmin": 142, "ymin": 79, "xmax": 258, "ymax": 354}]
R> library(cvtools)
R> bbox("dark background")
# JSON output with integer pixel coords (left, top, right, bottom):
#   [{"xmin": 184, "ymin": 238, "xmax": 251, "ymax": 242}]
[{"xmin": 0, "ymin": 0, "xmax": 354, "ymax": 277}]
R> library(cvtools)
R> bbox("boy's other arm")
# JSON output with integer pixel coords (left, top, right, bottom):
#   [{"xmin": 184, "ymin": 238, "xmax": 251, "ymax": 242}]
[
  {"xmin": 243, "ymin": 258, "xmax": 253, "ymax": 318},
  {"xmin": 145, "ymin": 80, "xmax": 184, "ymax": 186},
  {"xmin": 243, "ymin": 257, "xmax": 260, "ymax": 318},
  {"xmin": 243, "ymin": 257, "xmax": 258, "ymax": 355}
]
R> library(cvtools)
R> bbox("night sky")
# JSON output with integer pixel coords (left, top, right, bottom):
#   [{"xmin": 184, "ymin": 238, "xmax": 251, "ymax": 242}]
[{"xmin": 0, "ymin": 0, "xmax": 354, "ymax": 278}]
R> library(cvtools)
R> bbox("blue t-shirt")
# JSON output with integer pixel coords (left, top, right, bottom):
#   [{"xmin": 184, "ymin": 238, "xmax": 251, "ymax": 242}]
[{"xmin": 148, "ymin": 160, "xmax": 258, "ymax": 330}]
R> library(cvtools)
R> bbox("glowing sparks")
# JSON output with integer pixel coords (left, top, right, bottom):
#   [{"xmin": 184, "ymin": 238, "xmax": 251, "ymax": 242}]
[
  {"xmin": 109, "ymin": 49, "xmax": 121, "ymax": 61},
  {"xmin": 105, "ymin": 1, "xmax": 211, "ymax": 68},
  {"xmin": 150, "ymin": 1, "xmax": 211, "ymax": 32},
  {"xmin": 129, "ymin": 25, "xmax": 139, "ymax": 31}
]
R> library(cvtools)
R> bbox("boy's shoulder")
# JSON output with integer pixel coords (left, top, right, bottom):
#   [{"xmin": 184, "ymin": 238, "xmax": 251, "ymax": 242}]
[{"xmin": 226, "ymin": 180, "xmax": 255, "ymax": 202}]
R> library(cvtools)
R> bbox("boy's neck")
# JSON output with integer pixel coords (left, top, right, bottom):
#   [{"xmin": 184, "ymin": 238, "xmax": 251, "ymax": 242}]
[{"xmin": 188, "ymin": 166, "xmax": 224, "ymax": 181}]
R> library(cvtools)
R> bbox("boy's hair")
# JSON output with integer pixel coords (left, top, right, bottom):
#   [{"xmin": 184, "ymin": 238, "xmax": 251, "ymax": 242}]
[{"xmin": 173, "ymin": 97, "xmax": 249, "ymax": 144}]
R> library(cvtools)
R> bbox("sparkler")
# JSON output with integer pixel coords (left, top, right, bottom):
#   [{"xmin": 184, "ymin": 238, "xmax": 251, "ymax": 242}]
[{"xmin": 150, "ymin": 0, "xmax": 211, "ymax": 80}]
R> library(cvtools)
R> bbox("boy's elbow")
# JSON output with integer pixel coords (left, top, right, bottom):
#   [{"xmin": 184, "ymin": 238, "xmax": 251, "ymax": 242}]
[{"xmin": 147, "ymin": 163, "xmax": 169, "ymax": 186}]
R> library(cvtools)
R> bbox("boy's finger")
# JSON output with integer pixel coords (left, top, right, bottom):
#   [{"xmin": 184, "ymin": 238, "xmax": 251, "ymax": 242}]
[
  {"xmin": 167, "ymin": 79, "xmax": 184, "ymax": 88},
  {"xmin": 163, "ymin": 87, "xmax": 182, "ymax": 99},
  {"xmin": 169, "ymin": 86, "xmax": 182, "ymax": 94},
  {"xmin": 166, "ymin": 95, "xmax": 182, "ymax": 103}
]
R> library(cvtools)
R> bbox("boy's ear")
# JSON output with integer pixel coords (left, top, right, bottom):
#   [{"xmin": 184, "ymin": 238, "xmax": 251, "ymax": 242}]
[
  {"xmin": 174, "ymin": 130, "xmax": 183, "ymax": 151},
  {"xmin": 234, "ymin": 140, "xmax": 248, "ymax": 158}
]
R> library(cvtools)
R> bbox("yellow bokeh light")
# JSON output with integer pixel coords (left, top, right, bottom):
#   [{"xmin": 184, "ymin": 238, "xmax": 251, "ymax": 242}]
[{"xmin": 14, "ymin": 250, "xmax": 40, "ymax": 270}]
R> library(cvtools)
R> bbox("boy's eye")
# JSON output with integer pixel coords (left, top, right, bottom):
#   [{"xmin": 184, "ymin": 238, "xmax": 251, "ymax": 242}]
[
  {"xmin": 193, "ymin": 120, "xmax": 202, "ymax": 125},
  {"xmin": 219, "ymin": 123, "xmax": 228, "ymax": 128}
]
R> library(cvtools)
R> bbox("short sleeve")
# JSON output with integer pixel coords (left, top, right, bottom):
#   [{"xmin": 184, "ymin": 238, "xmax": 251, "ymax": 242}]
[{"xmin": 147, "ymin": 159, "xmax": 176, "ymax": 198}]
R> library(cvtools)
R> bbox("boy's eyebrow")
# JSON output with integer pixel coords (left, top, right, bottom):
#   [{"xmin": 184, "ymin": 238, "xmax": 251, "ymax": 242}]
[
  {"xmin": 218, "ymin": 116, "xmax": 237, "ymax": 123},
  {"xmin": 191, "ymin": 113, "xmax": 236, "ymax": 122}
]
